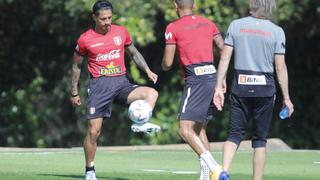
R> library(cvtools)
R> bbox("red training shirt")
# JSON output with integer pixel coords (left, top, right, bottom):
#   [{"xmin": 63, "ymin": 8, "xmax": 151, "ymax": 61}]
[
  {"xmin": 165, "ymin": 15, "xmax": 220, "ymax": 67},
  {"xmin": 75, "ymin": 25, "xmax": 132, "ymax": 78}
]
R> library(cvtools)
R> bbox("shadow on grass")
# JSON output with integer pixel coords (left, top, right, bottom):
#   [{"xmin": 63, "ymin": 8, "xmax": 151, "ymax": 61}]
[{"xmin": 39, "ymin": 174, "xmax": 129, "ymax": 180}]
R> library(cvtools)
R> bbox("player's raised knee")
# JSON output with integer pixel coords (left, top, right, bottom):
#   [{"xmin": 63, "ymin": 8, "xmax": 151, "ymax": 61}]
[
  {"xmin": 145, "ymin": 87, "xmax": 158, "ymax": 100},
  {"xmin": 150, "ymin": 88, "xmax": 159, "ymax": 98}
]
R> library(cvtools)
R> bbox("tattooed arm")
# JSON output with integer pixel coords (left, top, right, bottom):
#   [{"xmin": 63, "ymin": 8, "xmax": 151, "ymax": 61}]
[
  {"xmin": 70, "ymin": 52, "xmax": 82, "ymax": 106},
  {"xmin": 125, "ymin": 44, "xmax": 158, "ymax": 84}
]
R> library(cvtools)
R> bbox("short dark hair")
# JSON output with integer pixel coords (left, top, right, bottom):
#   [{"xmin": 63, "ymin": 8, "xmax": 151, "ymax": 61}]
[
  {"xmin": 175, "ymin": 0, "xmax": 194, "ymax": 9},
  {"xmin": 92, "ymin": 0, "xmax": 113, "ymax": 16}
]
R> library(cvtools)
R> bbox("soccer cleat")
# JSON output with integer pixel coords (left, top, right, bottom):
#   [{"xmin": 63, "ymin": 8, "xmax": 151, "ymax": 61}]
[
  {"xmin": 131, "ymin": 122, "xmax": 161, "ymax": 134},
  {"xmin": 219, "ymin": 171, "xmax": 230, "ymax": 180},
  {"xmin": 210, "ymin": 165, "xmax": 222, "ymax": 180},
  {"xmin": 85, "ymin": 170, "xmax": 97, "ymax": 180}
]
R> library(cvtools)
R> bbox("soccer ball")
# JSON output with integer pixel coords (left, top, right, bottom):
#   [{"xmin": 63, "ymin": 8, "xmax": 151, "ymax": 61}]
[{"xmin": 128, "ymin": 100, "xmax": 152, "ymax": 124}]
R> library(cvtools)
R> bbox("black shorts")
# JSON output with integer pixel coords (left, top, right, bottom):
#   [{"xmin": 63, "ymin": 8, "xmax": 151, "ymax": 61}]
[
  {"xmin": 86, "ymin": 75, "xmax": 138, "ymax": 120},
  {"xmin": 227, "ymin": 93, "xmax": 275, "ymax": 148},
  {"xmin": 178, "ymin": 77, "xmax": 216, "ymax": 123}
]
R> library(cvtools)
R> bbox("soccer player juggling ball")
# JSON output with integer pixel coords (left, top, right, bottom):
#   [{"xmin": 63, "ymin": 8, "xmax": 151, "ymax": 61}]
[
  {"xmin": 162, "ymin": 0, "xmax": 224, "ymax": 180},
  {"xmin": 70, "ymin": 1, "xmax": 160, "ymax": 180},
  {"xmin": 214, "ymin": 0, "xmax": 294, "ymax": 180}
]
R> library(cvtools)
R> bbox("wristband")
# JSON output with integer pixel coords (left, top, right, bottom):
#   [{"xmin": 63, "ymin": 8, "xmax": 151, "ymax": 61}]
[{"xmin": 71, "ymin": 94, "xmax": 79, "ymax": 97}]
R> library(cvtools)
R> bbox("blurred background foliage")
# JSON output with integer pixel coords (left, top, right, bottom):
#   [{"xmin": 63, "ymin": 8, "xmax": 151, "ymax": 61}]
[{"xmin": 0, "ymin": 0, "xmax": 319, "ymax": 149}]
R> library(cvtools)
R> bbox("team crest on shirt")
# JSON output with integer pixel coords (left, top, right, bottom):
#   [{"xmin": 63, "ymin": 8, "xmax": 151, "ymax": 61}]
[{"xmin": 113, "ymin": 36, "xmax": 122, "ymax": 46}]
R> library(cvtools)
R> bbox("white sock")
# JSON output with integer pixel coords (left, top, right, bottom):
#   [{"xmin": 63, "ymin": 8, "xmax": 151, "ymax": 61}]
[
  {"xmin": 200, "ymin": 151, "xmax": 219, "ymax": 171},
  {"xmin": 90, "ymin": 161, "xmax": 94, "ymax": 167},
  {"xmin": 207, "ymin": 151, "xmax": 219, "ymax": 166},
  {"xmin": 199, "ymin": 158, "xmax": 210, "ymax": 180}
]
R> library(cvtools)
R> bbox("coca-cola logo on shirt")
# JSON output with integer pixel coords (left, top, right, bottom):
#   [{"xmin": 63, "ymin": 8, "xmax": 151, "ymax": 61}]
[{"xmin": 96, "ymin": 50, "xmax": 121, "ymax": 61}]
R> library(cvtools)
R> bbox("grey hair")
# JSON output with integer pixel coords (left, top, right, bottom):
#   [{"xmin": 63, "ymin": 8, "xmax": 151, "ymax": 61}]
[{"xmin": 249, "ymin": 0, "xmax": 277, "ymax": 17}]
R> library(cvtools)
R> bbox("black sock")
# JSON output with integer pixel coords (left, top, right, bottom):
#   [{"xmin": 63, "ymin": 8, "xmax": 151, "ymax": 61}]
[{"xmin": 86, "ymin": 166, "xmax": 95, "ymax": 172}]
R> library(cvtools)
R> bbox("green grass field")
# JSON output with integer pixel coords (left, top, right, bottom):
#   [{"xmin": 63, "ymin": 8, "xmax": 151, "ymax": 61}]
[{"xmin": 0, "ymin": 149, "xmax": 319, "ymax": 180}]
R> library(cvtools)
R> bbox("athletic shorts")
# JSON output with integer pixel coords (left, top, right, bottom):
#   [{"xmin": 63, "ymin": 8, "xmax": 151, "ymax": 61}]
[
  {"xmin": 178, "ymin": 78, "xmax": 216, "ymax": 123},
  {"xmin": 227, "ymin": 93, "xmax": 275, "ymax": 148},
  {"xmin": 86, "ymin": 75, "xmax": 138, "ymax": 120}
]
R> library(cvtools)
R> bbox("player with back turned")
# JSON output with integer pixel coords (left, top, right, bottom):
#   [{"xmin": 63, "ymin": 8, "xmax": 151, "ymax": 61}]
[
  {"xmin": 214, "ymin": 0, "xmax": 294, "ymax": 179},
  {"xmin": 162, "ymin": 0, "xmax": 224, "ymax": 179}
]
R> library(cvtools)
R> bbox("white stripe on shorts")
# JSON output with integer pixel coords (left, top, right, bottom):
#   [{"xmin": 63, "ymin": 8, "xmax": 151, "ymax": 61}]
[{"xmin": 182, "ymin": 87, "xmax": 191, "ymax": 113}]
